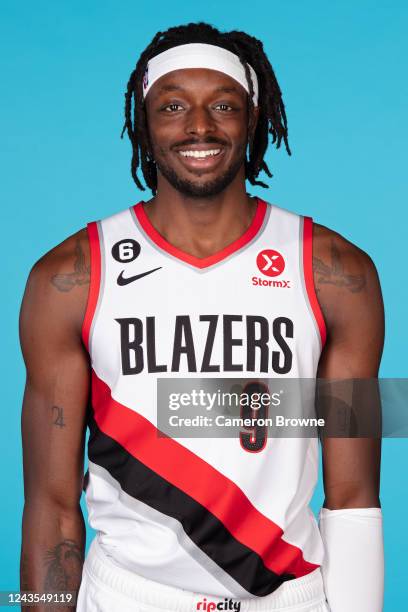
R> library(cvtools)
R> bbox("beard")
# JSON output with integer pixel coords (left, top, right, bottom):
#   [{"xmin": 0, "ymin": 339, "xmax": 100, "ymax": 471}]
[{"xmin": 155, "ymin": 149, "xmax": 246, "ymax": 198}]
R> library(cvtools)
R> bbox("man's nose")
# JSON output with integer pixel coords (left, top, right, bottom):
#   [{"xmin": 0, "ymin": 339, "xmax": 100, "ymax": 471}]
[{"xmin": 184, "ymin": 106, "xmax": 216, "ymax": 137}]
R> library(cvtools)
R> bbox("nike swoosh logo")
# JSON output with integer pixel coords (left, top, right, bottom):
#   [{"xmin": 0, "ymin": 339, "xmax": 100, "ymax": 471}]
[{"xmin": 117, "ymin": 267, "xmax": 162, "ymax": 286}]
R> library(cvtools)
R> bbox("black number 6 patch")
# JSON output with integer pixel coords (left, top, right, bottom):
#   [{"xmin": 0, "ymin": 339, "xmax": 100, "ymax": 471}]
[{"xmin": 111, "ymin": 239, "xmax": 141, "ymax": 263}]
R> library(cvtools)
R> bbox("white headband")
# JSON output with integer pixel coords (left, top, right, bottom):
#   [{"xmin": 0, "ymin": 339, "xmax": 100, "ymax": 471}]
[{"xmin": 142, "ymin": 43, "xmax": 259, "ymax": 106}]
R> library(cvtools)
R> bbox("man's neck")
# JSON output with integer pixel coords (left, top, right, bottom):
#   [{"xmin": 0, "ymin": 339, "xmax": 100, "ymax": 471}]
[{"xmin": 143, "ymin": 175, "xmax": 258, "ymax": 259}]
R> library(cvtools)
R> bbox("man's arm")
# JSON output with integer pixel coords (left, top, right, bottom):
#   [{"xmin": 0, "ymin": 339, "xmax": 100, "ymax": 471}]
[
  {"xmin": 313, "ymin": 223, "xmax": 384, "ymax": 611},
  {"xmin": 19, "ymin": 229, "xmax": 90, "ymax": 610}
]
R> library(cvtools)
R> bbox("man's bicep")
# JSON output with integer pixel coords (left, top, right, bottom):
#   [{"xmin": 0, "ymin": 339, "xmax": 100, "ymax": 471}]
[
  {"xmin": 20, "ymin": 237, "xmax": 90, "ymax": 510},
  {"xmin": 316, "ymin": 244, "xmax": 384, "ymax": 378},
  {"xmin": 314, "ymin": 233, "xmax": 384, "ymax": 509}
]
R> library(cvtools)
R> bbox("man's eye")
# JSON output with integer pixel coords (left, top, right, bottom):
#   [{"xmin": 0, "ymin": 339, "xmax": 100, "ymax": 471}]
[
  {"xmin": 215, "ymin": 103, "xmax": 233, "ymax": 111},
  {"xmin": 163, "ymin": 104, "xmax": 183, "ymax": 112}
]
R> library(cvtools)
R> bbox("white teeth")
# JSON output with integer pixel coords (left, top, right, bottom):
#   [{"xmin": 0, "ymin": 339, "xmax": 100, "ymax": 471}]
[{"xmin": 179, "ymin": 149, "xmax": 221, "ymax": 158}]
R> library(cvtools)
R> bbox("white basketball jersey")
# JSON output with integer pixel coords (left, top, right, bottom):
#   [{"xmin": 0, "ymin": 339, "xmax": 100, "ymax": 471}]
[{"xmin": 82, "ymin": 197, "xmax": 327, "ymax": 599}]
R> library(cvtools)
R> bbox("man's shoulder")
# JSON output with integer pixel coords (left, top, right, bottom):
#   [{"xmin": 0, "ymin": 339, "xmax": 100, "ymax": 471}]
[
  {"xmin": 21, "ymin": 228, "xmax": 90, "ymax": 339},
  {"xmin": 29, "ymin": 228, "xmax": 90, "ymax": 291},
  {"xmin": 312, "ymin": 222, "xmax": 378, "ymax": 288},
  {"xmin": 311, "ymin": 222, "xmax": 383, "ymax": 333}
]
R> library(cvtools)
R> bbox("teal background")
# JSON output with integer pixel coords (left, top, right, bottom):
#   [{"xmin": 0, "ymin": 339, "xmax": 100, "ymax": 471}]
[{"xmin": 1, "ymin": 0, "xmax": 407, "ymax": 609}]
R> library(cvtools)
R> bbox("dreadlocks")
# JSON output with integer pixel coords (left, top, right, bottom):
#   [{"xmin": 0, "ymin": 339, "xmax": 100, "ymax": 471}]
[{"xmin": 120, "ymin": 22, "xmax": 291, "ymax": 193}]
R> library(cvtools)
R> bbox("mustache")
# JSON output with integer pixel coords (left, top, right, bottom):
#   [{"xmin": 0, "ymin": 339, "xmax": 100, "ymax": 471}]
[{"xmin": 172, "ymin": 137, "xmax": 228, "ymax": 149}]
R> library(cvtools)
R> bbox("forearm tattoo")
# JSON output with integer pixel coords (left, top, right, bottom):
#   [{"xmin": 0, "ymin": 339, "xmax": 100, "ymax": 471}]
[
  {"xmin": 51, "ymin": 239, "xmax": 90, "ymax": 292},
  {"xmin": 313, "ymin": 240, "xmax": 366, "ymax": 293},
  {"xmin": 43, "ymin": 539, "xmax": 84, "ymax": 591},
  {"xmin": 20, "ymin": 541, "xmax": 83, "ymax": 611}
]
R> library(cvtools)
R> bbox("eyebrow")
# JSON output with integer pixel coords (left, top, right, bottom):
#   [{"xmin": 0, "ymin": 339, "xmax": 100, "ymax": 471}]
[{"xmin": 158, "ymin": 84, "xmax": 184, "ymax": 92}]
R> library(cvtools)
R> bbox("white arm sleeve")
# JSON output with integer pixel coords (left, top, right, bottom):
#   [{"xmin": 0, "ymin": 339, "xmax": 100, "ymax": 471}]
[{"xmin": 318, "ymin": 507, "xmax": 384, "ymax": 612}]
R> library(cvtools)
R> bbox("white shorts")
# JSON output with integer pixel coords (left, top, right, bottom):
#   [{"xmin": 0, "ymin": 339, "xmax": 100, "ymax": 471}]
[{"xmin": 77, "ymin": 537, "xmax": 329, "ymax": 612}]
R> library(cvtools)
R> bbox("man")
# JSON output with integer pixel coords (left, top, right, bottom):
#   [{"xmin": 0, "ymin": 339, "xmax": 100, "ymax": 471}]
[{"xmin": 20, "ymin": 22, "xmax": 384, "ymax": 612}]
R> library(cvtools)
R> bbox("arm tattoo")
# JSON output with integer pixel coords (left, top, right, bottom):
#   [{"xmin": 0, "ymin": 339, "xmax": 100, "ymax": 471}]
[
  {"xmin": 43, "ymin": 539, "xmax": 84, "ymax": 591},
  {"xmin": 313, "ymin": 240, "xmax": 366, "ymax": 293},
  {"xmin": 51, "ymin": 239, "xmax": 90, "ymax": 292},
  {"xmin": 52, "ymin": 405, "xmax": 66, "ymax": 428}
]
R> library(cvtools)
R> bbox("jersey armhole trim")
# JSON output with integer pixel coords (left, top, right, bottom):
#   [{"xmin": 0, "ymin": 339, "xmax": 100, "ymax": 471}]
[
  {"xmin": 82, "ymin": 221, "xmax": 102, "ymax": 352},
  {"xmin": 302, "ymin": 216, "xmax": 327, "ymax": 349}
]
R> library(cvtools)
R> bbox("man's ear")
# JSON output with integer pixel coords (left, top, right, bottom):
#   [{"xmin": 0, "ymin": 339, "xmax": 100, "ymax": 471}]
[
  {"xmin": 145, "ymin": 132, "xmax": 155, "ymax": 161},
  {"xmin": 143, "ymin": 100, "xmax": 155, "ymax": 159},
  {"xmin": 248, "ymin": 105, "xmax": 260, "ymax": 148}
]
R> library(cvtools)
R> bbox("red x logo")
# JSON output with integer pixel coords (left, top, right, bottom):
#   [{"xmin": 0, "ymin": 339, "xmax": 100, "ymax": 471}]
[{"xmin": 256, "ymin": 249, "xmax": 285, "ymax": 277}]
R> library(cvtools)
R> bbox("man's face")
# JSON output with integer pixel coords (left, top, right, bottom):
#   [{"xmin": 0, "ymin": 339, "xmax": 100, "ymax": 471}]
[{"xmin": 145, "ymin": 68, "xmax": 257, "ymax": 198}]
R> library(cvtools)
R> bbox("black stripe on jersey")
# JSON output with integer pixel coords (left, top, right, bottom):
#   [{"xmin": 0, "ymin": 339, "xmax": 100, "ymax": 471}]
[{"xmin": 87, "ymin": 413, "xmax": 295, "ymax": 597}]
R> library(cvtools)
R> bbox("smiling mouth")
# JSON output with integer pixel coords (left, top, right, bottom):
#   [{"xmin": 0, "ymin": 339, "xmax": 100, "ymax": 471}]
[{"xmin": 178, "ymin": 148, "xmax": 222, "ymax": 159}]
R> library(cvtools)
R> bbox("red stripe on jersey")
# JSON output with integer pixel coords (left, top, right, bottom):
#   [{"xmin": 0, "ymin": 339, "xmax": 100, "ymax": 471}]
[
  {"xmin": 133, "ymin": 198, "xmax": 268, "ymax": 269},
  {"xmin": 91, "ymin": 370, "xmax": 319, "ymax": 578},
  {"xmin": 303, "ymin": 217, "xmax": 327, "ymax": 348},
  {"xmin": 82, "ymin": 222, "xmax": 101, "ymax": 351}
]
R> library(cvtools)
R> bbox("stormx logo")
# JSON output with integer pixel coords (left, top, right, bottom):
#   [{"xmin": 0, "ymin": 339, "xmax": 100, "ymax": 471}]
[
  {"xmin": 196, "ymin": 598, "xmax": 241, "ymax": 611},
  {"xmin": 253, "ymin": 248, "xmax": 290, "ymax": 288}
]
